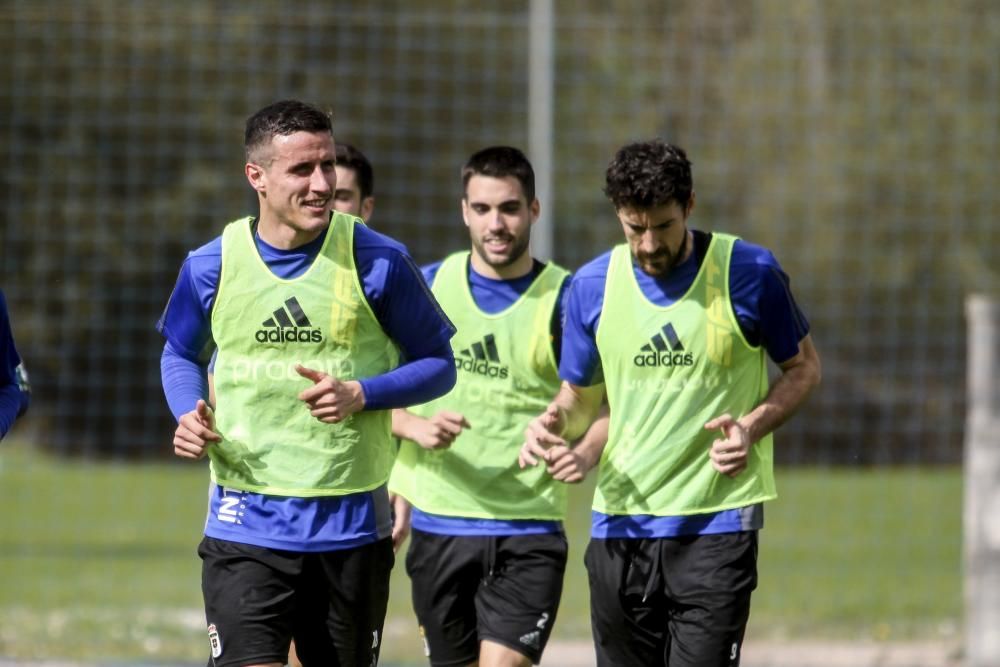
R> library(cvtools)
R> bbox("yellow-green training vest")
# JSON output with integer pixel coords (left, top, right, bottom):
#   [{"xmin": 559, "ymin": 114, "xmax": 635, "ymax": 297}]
[
  {"xmin": 594, "ymin": 233, "xmax": 776, "ymax": 515},
  {"xmin": 389, "ymin": 252, "xmax": 570, "ymax": 520},
  {"xmin": 209, "ymin": 214, "xmax": 398, "ymax": 496}
]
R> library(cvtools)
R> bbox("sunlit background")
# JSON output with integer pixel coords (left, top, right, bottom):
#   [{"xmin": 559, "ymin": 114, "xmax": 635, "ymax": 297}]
[{"xmin": 2, "ymin": 1, "xmax": 996, "ymax": 665}]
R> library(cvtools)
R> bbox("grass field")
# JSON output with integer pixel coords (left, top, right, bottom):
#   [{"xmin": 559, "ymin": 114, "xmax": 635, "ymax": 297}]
[{"xmin": 0, "ymin": 442, "xmax": 962, "ymax": 663}]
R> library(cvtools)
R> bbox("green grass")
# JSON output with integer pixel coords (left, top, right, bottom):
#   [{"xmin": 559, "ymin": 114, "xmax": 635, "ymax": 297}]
[
  {"xmin": 0, "ymin": 443, "xmax": 962, "ymax": 662},
  {"xmin": 753, "ymin": 467, "xmax": 962, "ymax": 641},
  {"xmin": 0, "ymin": 443, "xmax": 206, "ymax": 660}
]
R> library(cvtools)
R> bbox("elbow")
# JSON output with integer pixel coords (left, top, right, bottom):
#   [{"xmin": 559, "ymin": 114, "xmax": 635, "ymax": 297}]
[
  {"xmin": 441, "ymin": 361, "xmax": 457, "ymax": 395},
  {"xmin": 811, "ymin": 352, "xmax": 822, "ymax": 387},
  {"xmin": 429, "ymin": 344, "xmax": 457, "ymax": 399},
  {"xmin": 806, "ymin": 357, "xmax": 822, "ymax": 395},
  {"xmin": 14, "ymin": 364, "xmax": 30, "ymax": 417},
  {"xmin": 420, "ymin": 355, "xmax": 457, "ymax": 404},
  {"xmin": 796, "ymin": 337, "xmax": 822, "ymax": 393}
]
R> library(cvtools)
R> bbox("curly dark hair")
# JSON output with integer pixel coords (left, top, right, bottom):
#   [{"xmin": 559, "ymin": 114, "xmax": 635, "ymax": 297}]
[
  {"xmin": 603, "ymin": 140, "xmax": 693, "ymax": 211},
  {"xmin": 244, "ymin": 100, "xmax": 332, "ymax": 164}
]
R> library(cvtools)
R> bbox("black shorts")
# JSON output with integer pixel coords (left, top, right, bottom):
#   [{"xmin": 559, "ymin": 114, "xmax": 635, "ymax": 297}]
[
  {"xmin": 405, "ymin": 529, "xmax": 568, "ymax": 666},
  {"xmin": 584, "ymin": 531, "xmax": 758, "ymax": 667},
  {"xmin": 199, "ymin": 535, "xmax": 394, "ymax": 667}
]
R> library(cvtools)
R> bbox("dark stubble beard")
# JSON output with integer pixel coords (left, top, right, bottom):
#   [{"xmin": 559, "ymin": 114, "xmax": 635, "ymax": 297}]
[
  {"xmin": 636, "ymin": 230, "xmax": 690, "ymax": 277},
  {"xmin": 475, "ymin": 231, "xmax": 531, "ymax": 270}
]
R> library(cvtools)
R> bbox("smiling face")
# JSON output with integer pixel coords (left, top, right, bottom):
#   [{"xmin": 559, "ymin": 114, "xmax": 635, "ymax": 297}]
[
  {"xmin": 245, "ymin": 130, "xmax": 336, "ymax": 248},
  {"xmin": 618, "ymin": 198, "xmax": 694, "ymax": 277},
  {"xmin": 462, "ymin": 174, "xmax": 538, "ymax": 279}
]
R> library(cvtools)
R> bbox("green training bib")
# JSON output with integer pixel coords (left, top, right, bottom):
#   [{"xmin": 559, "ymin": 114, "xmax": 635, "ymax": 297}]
[
  {"xmin": 210, "ymin": 214, "xmax": 398, "ymax": 496},
  {"xmin": 594, "ymin": 233, "xmax": 776, "ymax": 515},
  {"xmin": 390, "ymin": 252, "xmax": 570, "ymax": 520}
]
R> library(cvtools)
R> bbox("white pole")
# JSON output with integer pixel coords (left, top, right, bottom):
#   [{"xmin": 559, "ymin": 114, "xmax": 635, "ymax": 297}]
[
  {"xmin": 964, "ymin": 294, "xmax": 1000, "ymax": 666},
  {"xmin": 528, "ymin": 0, "xmax": 554, "ymax": 261}
]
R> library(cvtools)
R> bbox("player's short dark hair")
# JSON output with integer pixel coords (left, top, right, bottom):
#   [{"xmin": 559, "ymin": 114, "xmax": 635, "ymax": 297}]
[
  {"xmin": 244, "ymin": 100, "xmax": 332, "ymax": 163},
  {"xmin": 462, "ymin": 146, "xmax": 535, "ymax": 203},
  {"xmin": 335, "ymin": 142, "xmax": 374, "ymax": 199},
  {"xmin": 604, "ymin": 140, "xmax": 693, "ymax": 211}
]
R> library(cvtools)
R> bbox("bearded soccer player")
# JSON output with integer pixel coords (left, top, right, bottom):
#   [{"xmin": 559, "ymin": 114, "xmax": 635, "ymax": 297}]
[{"xmin": 521, "ymin": 140, "xmax": 821, "ymax": 667}]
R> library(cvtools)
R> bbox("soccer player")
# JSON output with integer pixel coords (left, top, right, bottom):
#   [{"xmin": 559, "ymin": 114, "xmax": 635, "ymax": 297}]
[
  {"xmin": 205, "ymin": 139, "xmax": 398, "ymax": 667},
  {"xmin": 1, "ymin": 288, "xmax": 31, "ymax": 439},
  {"xmin": 520, "ymin": 140, "xmax": 822, "ymax": 667},
  {"xmin": 209, "ymin": 138, "xmax": 415, "ymax": 554},
  {"xmin": 158, "ymin": 99, "xmax": 457, "ymax": 667},
  {"xmin": 389, "ymin": 146, "xmax": 608, "ymax": 667}
]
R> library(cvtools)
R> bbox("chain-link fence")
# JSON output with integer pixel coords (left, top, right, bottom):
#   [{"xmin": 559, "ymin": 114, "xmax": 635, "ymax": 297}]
[{"xmin": 1, "ymin": 0, "xmax": 997, "ymax": 462}]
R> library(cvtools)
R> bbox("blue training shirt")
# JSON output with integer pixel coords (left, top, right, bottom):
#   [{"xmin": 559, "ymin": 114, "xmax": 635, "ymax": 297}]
[
  {"xmin": 561, "ymin": 230, "xmax": 811, "ymax": 539},
  {"xmin": 410, "ymin": 257, "xmax": 571, "ymax": 537},
  {"xmin": 157, "ymin": 221, "xmax": 456, "ymax": 552},
  {"xmin": 0, "ymin": 290, "xmax": 29, "ymax": 439}
]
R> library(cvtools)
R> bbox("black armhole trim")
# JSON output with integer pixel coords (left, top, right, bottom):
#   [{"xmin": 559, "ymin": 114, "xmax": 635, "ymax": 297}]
[
  {"xmin": 550, "ymin": 274, "xmax": 570, "ymax": 366},
  {"xmin": 693, "ymin": 229, "xmax": 711, "ymax": 265}
]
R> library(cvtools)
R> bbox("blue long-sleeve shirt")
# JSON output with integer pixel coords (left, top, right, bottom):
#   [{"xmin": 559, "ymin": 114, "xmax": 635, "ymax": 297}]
[
  {"xmin": 157, "ymin": 221, "xmax": 456, "ymax": 551},
  {"xmin": 0, "ymin": 290, "xmax": 29, "ymax": 439}
]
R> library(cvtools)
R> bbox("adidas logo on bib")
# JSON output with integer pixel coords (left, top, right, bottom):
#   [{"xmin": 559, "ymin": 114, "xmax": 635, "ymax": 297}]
[
  {"xmin": 254, "ymin": 297, "xmax": 324, "ymax": 344},
  {"xmin": 455, "ymin": 333, "xmax": 509, "ymax": 379},
  {"xmin": 633, "ymin": 322, "xmax": 694, "ymax": 367}
]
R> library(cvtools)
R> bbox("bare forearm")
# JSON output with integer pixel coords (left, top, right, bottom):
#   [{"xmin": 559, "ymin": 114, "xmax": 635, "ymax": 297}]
[
  {"xmin": 391, "ymin": 407, "xmax": 468, "ymax": 449},
  {"xmin": 554, "ymin": 381, "xmax": 605, "ymax": 442},
  {"xmin": 391, "ymin": 409, "xmax": 420, "ymax": 441},
  {"xmin": 572, "ymin": 406, "xmax": 609, "ymax": 472},
  {"xmin": 740, "ymin": 336, "xmax": 821, "ymax": 444}
]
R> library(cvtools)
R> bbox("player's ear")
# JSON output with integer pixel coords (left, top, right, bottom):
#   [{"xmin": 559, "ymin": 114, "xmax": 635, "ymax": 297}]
[
  {"xmin": 685, "ymin": 191, "xmax": 696, "ymax": 218},
  {"xmin": 246, "ymin": 162, "xmax": 266, "ymax": 194},
  {"xmin": 461, "ymin": 197, "xmax": 471, "ymax": 228},
  {"xmin": 530, "ymin": 197, "xmax": 540, "ymax": 225},
  {"xmin": 361, "ymin": 196, "xmax": 375, "ymax": 223}
]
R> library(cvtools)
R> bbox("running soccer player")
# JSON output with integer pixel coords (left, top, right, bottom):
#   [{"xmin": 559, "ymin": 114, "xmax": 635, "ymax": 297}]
[
  {"xmin": 521, "ymin": 140, "xmax": 821, "ymax": 667},
  {"xmin": 158, "ymin": 99, "xmax": 456, "ymax": 667},
  {"xmin": 1, "ymin": 288, "xmax": 30, "ymax": 439},
  {"xmin": 208, "ymin": 138, "xmax": 413, "ymax": 556},
  {"xmin": 389, "ymin": 146, "xmax": 608, "ymax": 667}
]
